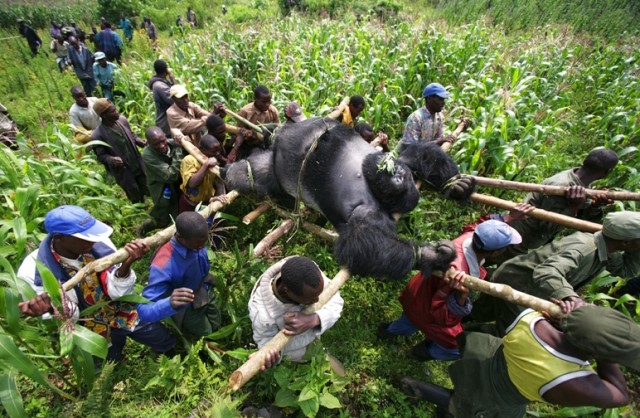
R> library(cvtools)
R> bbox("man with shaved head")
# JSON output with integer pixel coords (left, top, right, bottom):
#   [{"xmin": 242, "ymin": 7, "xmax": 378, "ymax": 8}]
[
  {"xmin": 138, "ymin": 127, "xmax": 183, "ymax": 236},
  {"xmin": 137, "ymin": 212, "xmax": 222, "ymax": 336},
  {"xmin": 69, "ymin": 85, "xmax": 101, "ymax": 143}
]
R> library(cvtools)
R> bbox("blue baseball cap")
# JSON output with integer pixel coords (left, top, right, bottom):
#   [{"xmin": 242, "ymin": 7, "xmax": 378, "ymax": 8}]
[
  {"xmin": 473, "ymin": 220, "xmax": 522, "ymax": 251},
  {"xmin": 422, "ymin": 83, "xmax": 451, "ymax": 99},
  {"xmin": 44, "ymin": 205, "xmax": 113, "ymax": 242}
]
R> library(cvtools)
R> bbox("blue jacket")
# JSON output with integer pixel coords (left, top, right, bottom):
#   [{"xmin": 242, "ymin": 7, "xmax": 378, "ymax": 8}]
[{"xmin": 137, "ymin": 237, "xmax": 210, "ymax": 323}]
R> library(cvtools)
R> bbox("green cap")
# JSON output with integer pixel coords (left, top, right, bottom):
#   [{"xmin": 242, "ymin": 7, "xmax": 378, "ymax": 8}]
[
  {"xmin": 602, "ymin": 211, "xmax": 640, "ymax": 241},
  {"xmin": 561, "ymin": 305, "xmax": 640, "ymax": 370}
]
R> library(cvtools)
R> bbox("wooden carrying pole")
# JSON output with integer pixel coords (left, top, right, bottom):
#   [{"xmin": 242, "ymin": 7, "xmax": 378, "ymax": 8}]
[
  {"xmin": 270, "ymin": 206, "xmax": 338, "ymax": 242},
  {"xmin": 243, "ymin": 202, "xmax": 272, "ymax": 224},
  {"xmin": 471, "ymin": 192, "xmax": 602, "ymax": 232},
  {"xmin": 471, "ymin": 176, "xmax": 640, "ymax": 202},
  {"xmin": 432, "ymin": 139, "xmax": 603, "ymax": 233},
  {"xmin": 180, "ymin": 139, "xmax": 222, "ymax": 179},
  {"xmin": 440, "ymin": 119, "xmax": 469, "ymax": 153},
  {"xmin": 439, "ymin": 268, "xmax": 564, "ymax": 318},
  {"xmin": 229, "ymin": 268, "xmax": 350, "ymax": 391},
  {"xmin": 224, "ymin": 108, "xmax": 263, "ymax": 134},
  {"xmin": 253, "ymin": 219, "xmax": 295, "ymax": 257},
  {"xmin": 327, "ymin": 97, "xmax": 350, "ymax": 119},
  {"xmin": 61, "ymin": 190, "xmax": 240, "ymax": 292},
  {"xmin": 225, "ymin": 123, "xmax": 264, "ymax": 141}
]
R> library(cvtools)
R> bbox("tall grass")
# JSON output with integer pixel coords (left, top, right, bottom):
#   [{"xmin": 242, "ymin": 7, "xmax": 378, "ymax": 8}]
[{"xmin": 434, "ymin": 0, "xmax": 640, "ymax": 40}]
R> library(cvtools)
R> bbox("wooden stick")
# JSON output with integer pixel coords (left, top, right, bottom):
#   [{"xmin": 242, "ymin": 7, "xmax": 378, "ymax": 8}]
[
  {"xmin": 299, "ymin": 222, "xmax": 338, "ymax": 242},
  {"xmin": 224, "ymin": 108, "xmax": 263, "ymax": 134},
  {"xmin": 471, "ymin": 192, "xmax": 602, "ymax": 233},
  {"xmin": 229, "ymin": 268, "xmax": 350, "ymax": 391},
  {"xmin": 224, "ymin": 123, "xmax": 264, "ymax": 141},
  {"xmin": 180, "ymin": 139, "xmax": 221, "ymax": 179},
  {"xmin": 253, "ymin": 219, "xmax": 295, "ymax": 257},
  {"xmin": 61, "ymin": 190, "xmax": 240, "ymax": 292},
  {"xmin": 471, "ymin": 176, "xmax": 640, "ymax": 202},
  {"xmin": 270, "ymin": 206, "xmax": 338, "ymax": 242},
  {"xmin": 439, "ymin": 267, "xmax": 564, "ymax": 318},
  {"xmin": 243, "ymin": 202, "xmax": 271, "ymax": 225},
  {"xmin": 326, "ymin": 97, "xmax": 350, "ymax": 119},
  {"xmin": 440, "ymin": 119, "xmax": 469, "ymax": 153}
]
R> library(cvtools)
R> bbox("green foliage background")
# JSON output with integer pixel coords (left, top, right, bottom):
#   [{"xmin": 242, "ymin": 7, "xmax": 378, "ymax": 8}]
[{"xmin": 0, "ymin": 0, "xmax": 639, "ymax": 416}]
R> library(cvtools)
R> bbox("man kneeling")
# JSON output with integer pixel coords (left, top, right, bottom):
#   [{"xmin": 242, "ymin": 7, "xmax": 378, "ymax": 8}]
[{"xmin": 249, "ymin": 256, "xmax": 344, "ymax": 371}]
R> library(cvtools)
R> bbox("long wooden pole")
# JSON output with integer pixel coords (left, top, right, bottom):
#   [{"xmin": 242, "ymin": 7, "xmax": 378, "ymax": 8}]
[
  {"xmin": 440, "ymin": 119, "xmax": 469, "ymax": 153},
  {"xmin": 229, "ymin": 268, "xmax": 350, "ymax": 391},
  {"xmin": 471, "ymin": 176, "xmax": 640, "ymax": 202},
  {"xmin": 470, "ymin": 192, "xmax": 602, "ymax": 233},
  {"xmin": 439, "ymin": 267, "xmax": 564, "ymax": 317},
  {"xmin": 270, "ymin": 206, "xmax": 338, "ymax": 242},
  {"xmin": 225, "ymin": 123, "xmax": 264, "ymax": 141},
  {"xmin": 433, "ymin": 132, "xmax": 602, "ymax": 233},
  {"xmin": 180, "ymin": 139, "xmax": 221, "ymax": 179},
  {"xmin": 61, "ymin": 190, "xmax": 240, "ymax": 292},
  {"xmin": 327, "ymin": 97, "xmax": 350, "ymax": 119},
  {"xmin": 224, "ymin": 108, "xmax": 263, "ymax": 134}
]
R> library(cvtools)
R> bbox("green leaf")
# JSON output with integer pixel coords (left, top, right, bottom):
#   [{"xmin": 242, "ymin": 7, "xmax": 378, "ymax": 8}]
[
  {"xmin": 318, "ymin": 390, "xmax": 341, "ymax": 409},
  {"xmin": 553, "ymin": 406, "xmax": 601, "ymax": 417},
  {"xmin": 0, "ymin": 334, "xmax": 51, "ymax": 389},
  {"xmin": 1, "ymin": 288, "xmax": 21, "ymax": 334},
  {"xmin": 11, "ymin": 217, "xmax": 27, "ymax": 260},
  {"xmin": 80, "ymin": 294, "xmax": 149, "ymax": 317},
  {"xmin": 299, "ymin": 397, "xmax": 320, "ymax": 418},
  {"xmin": 34, "ymin": 261, "xmax": 62, "ymax": 311},
  {"xmin": 298, "ymin": 386, "xmax": 318, "ymax": 402},
  {"xmin": 203, "ymin": 319, "xmax": 244, "ymax": 340},
  {"xmin": 72, "ymin": 325, "xmax": 108, "ymax": 359},
  {"xmin": 60, "ymin": 326, "xmax": 73, "ymax": 357},
  {"xmin": 70, "ymin": 344, "xmax": 95, "ymax": 389},
  {"xmin": 0, "ymin": 371, "xmax": 26, "ymax": 418},
  {"xmin": 273, "ymin": 387, "xmax": 296, "ymax": 408}
]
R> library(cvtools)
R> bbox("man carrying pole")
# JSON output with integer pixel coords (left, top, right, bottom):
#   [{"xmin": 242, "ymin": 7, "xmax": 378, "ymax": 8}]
[
  {"xmin": 248, "ymin": 256, "xmax": 344, "ymax": 371},
  {"xmin": 478, "ymin": 211, "xmax": 640, "ymax": 335},
  {"xmin": 400, "ymin": 299, "xmax": 638, "ymax": 417},
  {"xmin": 491, "ymin": 147, "xmax": 619, "ymax": 263},
  {"xmin": 17, "ymin": 205, "xmax": 176, "ymax": 362}
]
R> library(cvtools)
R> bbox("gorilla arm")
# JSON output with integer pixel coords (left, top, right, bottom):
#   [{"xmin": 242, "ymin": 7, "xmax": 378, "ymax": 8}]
[{"xmin": 335, "ymin": 206, "xmax": 456, "ymax": 280}]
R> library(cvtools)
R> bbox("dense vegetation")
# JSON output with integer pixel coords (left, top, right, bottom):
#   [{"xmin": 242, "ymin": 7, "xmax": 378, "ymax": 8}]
[{"xmin": 0, "ymin": 0, "xmax": 639, "ymax": 417}]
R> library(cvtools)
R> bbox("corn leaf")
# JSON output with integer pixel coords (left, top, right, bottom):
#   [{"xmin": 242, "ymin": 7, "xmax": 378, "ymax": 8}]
[
  {"xmin": 72, "ymin": 325, "xmax": 107, "ymax": 359},
  {"xmin": 0, "ymin": 371, "xmax": 26, "ymax": 418}
]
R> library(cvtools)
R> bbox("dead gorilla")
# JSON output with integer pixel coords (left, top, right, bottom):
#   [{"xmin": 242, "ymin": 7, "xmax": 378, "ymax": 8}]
[{"xmin": 223, "ymin": 117, "xmax": 475, "ymax": 279}]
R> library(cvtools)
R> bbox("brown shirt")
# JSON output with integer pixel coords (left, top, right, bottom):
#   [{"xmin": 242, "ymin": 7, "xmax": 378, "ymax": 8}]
[
  {"xmin": 167, "ymin": 102, "xmax": 210, "ymax": 145},
  {"xmin": 236, "ymin": 102, "xmax": 280, "ymax": 126}
]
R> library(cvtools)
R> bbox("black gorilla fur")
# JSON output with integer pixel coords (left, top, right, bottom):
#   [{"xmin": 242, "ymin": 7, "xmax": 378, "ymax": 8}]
[{"xmin": 222, "ymin": 117, "xmax": 475, "ymax": 280}]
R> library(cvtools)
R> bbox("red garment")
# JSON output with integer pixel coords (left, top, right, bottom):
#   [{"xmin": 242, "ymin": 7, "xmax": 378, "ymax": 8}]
[{"xmin": 399, "ymin": 231, "xmax": 487, "ymax": 348}]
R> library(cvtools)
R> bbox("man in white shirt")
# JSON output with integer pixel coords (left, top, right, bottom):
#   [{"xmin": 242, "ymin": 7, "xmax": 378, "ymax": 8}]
[
  {"xmin": 69, "ymin": 85, "xmax": 101, "ymax": 143},
  {"xmin": 248, "ymin": 256, "xmax": 344, "ymax": 369}
]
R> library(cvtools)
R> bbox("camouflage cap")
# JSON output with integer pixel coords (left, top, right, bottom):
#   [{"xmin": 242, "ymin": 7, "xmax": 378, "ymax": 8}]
[
  {"xmin": 602, "ymin": 211, "xmax": 640, "ymax": 241},
  {"xmin": 561, "ymin": 304, "xmax": 640, "ymax": 370}
]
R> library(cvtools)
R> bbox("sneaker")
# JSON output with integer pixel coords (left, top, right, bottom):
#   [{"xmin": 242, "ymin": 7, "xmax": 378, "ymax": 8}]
[{"xmin": 377, "ymin": 322, "xmax": 395, "ymax": 340}]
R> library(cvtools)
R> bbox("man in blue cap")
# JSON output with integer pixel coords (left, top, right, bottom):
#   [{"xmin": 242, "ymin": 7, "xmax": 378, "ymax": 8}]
[
  {"xmin": 17, "ymin": 205, "xmax": 175, "ymax": 361},
  {"xmin": 400, "ymin": 82, "xmax": 454, "ymax": 149},
  {"xmin": 379, "ymin": 216, "xmax": 524, "ymax": 361}
]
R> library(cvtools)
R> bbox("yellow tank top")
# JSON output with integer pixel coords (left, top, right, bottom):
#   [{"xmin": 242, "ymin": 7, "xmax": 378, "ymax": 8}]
[{"xmin": 503, "ymin": 309, "xmax": 595, "ymax": 402}]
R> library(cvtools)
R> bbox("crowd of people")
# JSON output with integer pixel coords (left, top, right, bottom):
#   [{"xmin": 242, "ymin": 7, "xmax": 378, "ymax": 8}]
[{"xmin": 12, "ymin": 13, "xmax": 640, "ymax": 418}]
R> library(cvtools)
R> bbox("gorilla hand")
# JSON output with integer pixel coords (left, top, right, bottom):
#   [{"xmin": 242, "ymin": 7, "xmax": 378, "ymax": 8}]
[
  {"xmin": 418, "ymin": 239, "xmax": 456, "ymax": 278},
  {"xmin": 442, "ymin": 175, "xmax": 476, "ymax": 201}
]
